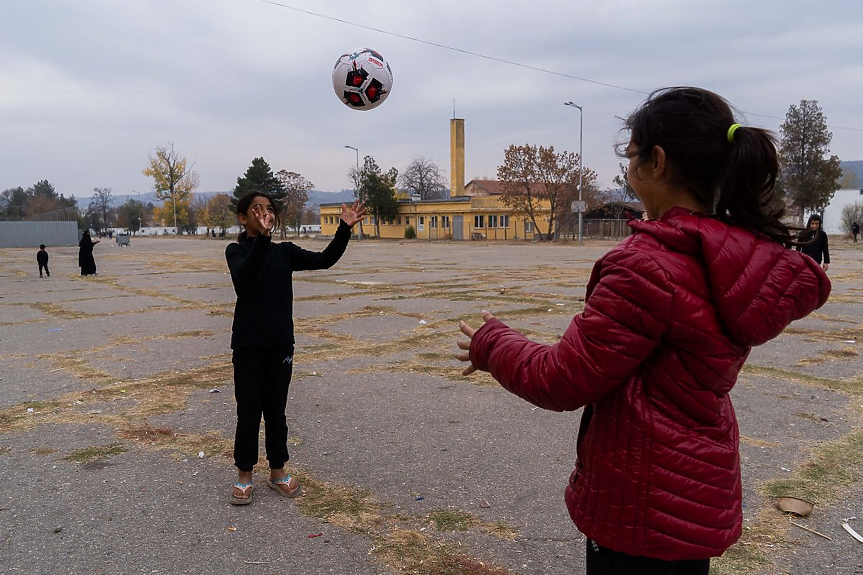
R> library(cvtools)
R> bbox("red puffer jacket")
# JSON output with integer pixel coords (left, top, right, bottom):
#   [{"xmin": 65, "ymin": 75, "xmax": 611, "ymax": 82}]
[{"xmin": 469, "ymin": 208, "xmax": 830, "ymax": 560}]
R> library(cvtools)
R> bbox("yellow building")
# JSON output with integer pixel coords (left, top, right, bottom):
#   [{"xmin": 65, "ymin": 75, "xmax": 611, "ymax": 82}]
[
  {"xmin": 319, "ymin": 179, "xmax": 552, "ymax": 241},
  {"xmin": 319, "ymin": 117, "xmax": 552, "ymax": 240}
]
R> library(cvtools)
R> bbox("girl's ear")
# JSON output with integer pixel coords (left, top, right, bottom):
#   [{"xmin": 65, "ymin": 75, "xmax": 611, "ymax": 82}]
[
  {"xmin": 237, "ymin": 213, "xmax": 247, "ymax": 227},
  {"xmin": 651, "ymin": 145, "xmax": 669, "ymax": 180}
]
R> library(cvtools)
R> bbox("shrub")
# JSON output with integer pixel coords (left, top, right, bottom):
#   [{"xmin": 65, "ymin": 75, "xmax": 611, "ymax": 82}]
[{"xmin": 404, "ymin": 225, "xmax": 416, "ymax": 239}]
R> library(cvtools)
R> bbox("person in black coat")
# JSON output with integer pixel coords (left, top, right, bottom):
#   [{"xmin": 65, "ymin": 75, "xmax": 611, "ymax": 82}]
[
  {"xmin": 78, "ymin": 231, "xmax": 100, "ymax": 276},
  {"xmin": 37, "ymin": 244, "xmax": 50, "ymax": 278},
  {"xmin": 853, "ymin": 221, "xmax": 860, "ymax": 243},
  {"xmin": 796, "ymin": 215, "xmax": 830, "ymax": 271}
]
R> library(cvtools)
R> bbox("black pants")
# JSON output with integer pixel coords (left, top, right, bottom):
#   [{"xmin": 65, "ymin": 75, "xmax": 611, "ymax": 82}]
[
  {"xmin": 586, "ymin": 540, "xmax": 709, "ymax": 575},
  {"xmin": 232, "ymin": 346, "xmax": 294, "ymax": 472},
  {"xmin": 39, "ymin": 264, "xmax": 50, "ymax": 277}
]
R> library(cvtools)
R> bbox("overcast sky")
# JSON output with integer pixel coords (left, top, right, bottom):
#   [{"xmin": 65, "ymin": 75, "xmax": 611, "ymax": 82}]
[{"xmin": 2, "ymin": 0, "xmax": 862, "ymax": 201}]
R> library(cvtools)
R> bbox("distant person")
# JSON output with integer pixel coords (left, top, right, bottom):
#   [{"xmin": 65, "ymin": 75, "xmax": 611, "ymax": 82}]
[
  {"xmin": 853, "ymin": 221, "xmax": 859, "ymax": 243},
  {"xmin": 225, "ymin": 191, "xmax": 366, "ymax": 505},
  {"xmin": 37, "ymin": 244, "xmax": 50, "ymax": 278},
  {"xmin": 212, "ymin": 229, "xmax": 216, "ymax": 238},
  {"xmin": 457, "ymin": 87, "xmax": 830, "ymax": 574},
  {"xmin": 78, "ymin": 231, "xmax": 100, "ymax": 276},
  {"xmin": 796, "ymin": 214, "xmax": 830, "ymax": 271}
]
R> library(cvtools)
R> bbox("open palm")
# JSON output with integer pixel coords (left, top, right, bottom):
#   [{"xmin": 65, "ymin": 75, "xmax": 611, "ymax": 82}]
[{"xmin": 341, "ymin": 200, "xmax": 368, "ymax": 227}]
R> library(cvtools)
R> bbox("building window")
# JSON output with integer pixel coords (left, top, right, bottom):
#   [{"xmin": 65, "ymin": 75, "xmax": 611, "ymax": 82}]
[
  {"xmin": 500, "ymin": 214, "xmax": 509, "ymax": 228},
  {"xmin": 488, "ymin": 215, "xmax": 498, "ymax": 228},
  {"xmin": 388, "ymin": 217, "xmax": 394, "ymax": 225},
  {"xmin": 405, "ymin": 216, "xmax": 410, "ymax": 225},
  {"xmin": 396, "ymin": 217, "xmax": 401, "ymax": 225},
  {"xmin": 442, "ymin": 216, "xmax": 450, "ymax": 229},
  {"xmin": 430, "ymin": 216, "xmax": 438, "ymax": 229},
  {"xmin": 474, "ymin": 215, "xmax": 484, "ymax": 228},
  {"xmin": 419, "ymin": 216, "xmax": 425, "ymax": 231},
  {"xmin": 524, "ymin": 221, "xmax": 534, "ymax": 233}
]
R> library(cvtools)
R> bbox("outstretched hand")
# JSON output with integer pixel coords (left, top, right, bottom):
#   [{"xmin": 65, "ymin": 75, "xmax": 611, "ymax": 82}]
[
  {"xmin": 341, "ymin": 200, "xmax": 368, "ymax": 228},
  {"xmin": 455, "ymin": 310, "xmax": 496, "ymax": 376}
]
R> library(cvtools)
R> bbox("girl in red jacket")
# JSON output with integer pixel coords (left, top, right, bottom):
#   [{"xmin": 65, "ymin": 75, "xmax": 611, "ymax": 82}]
[{"xmin": 457, "ymin": 87, "xmax": 830, "ymax": 574}]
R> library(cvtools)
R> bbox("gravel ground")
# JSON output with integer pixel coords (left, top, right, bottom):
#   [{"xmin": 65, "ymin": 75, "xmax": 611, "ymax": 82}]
[{"xmin": 1, "ymin": 235, "xmax": 862, "ymax": 575}]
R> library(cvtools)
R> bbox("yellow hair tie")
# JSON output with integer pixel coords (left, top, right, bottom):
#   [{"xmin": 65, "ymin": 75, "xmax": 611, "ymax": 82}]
[{"xmin": 727, "ymin": 123, "xmax": 742, "ymax": 144}]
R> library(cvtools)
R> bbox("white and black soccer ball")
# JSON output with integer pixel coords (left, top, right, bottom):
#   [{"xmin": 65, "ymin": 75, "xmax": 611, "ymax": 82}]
[{"xmin": 332, "ymin": 48, "xmax": 393, "ymax": 111}]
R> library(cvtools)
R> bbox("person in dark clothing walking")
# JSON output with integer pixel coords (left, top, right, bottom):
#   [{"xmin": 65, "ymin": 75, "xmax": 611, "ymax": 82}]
[
  {"xmin": 796, "ymin": 215, "xmax": 830, "ymax": 271},
  {"xmin": 78, "ymin": 231, "xmax": 100, "ymax": 276},
  {"xmin": 37, "ymin": 244, "xmax": 50, "ymax": 278},
  {"xmin": 853, "ymin": 221, "xmax": 860, "ymax": 243},
  {"xmin": 225, "ymin": 191, "xmax": 366, "ymax": 505}
]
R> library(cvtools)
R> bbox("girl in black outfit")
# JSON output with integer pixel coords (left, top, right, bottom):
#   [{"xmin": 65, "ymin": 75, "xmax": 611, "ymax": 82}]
[
  {"xmin": 796, "ymin": 214, "xmax": 830, "ymax": 271},
  {"xmin": 78, "ymin": 231, "xmax": 99, "ymax": 276},
  {"xmin": 225, "ymin": 191, "xmax": 366, "ymax": 505}
]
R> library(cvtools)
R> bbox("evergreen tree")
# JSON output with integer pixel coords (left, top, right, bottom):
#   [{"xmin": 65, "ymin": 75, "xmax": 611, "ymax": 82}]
[
  {"xmin": 358, "ymin": 156, "xmax": 398, "ymax": 237},
  {"xmin": 232, "ymin": 157, "xmax": 285, "ymax": 214},
  {"xmin": 778, "ymin": 100, "xmax": 842, "ymax": 225}
]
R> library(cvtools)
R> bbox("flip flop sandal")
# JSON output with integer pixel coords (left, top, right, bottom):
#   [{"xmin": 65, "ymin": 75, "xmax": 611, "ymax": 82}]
[
  {"xmin": 230, "ymin": 482, "xmax": 254, "ymax": 505},
  {"xmin": 267, "ymin": 475, "xmax": 303, "ymax": 498}
]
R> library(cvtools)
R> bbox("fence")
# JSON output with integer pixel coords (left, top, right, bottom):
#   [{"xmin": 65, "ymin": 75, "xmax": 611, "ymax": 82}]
[
  {"xmin": 0, "ymin": 221, "xmax": 80, "ymax": 248},
  {"xmin": 556, "ymin": 218, "xmax": 633, "ymax": 241},
  {"xmin": 580, "ymin": 219, "xmax": 634, "ymax": 241}
]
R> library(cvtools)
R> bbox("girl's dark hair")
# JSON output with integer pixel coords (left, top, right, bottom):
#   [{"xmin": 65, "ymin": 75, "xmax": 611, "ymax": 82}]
[
  {"xmin": 619, "ymin": 87, "xmax": 796, "ymax": 244},
  {"xmin": 235, "ymin": 191, "xmax": 280, "ymax": 242}
]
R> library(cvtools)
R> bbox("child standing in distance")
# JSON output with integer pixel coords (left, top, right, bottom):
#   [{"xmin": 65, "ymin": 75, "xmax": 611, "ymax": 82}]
[
  {"xmin": 457, "ymin": 87, "xmax": 831, "ymax": 573},
  {"xmin": 37, "ymin": 244, "xmax": 50, "ymax": 278},
  {"xmin": 226, "ymin": 191, "xmax": 366, "ymax": 505},
  {"xmin": 796, "ymin": 214, "xmax": 830, "ymax": 271}
]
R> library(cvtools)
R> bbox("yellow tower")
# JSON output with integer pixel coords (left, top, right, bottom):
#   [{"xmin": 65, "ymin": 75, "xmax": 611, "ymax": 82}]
[{"xmin": 450, "ymin": 118, "xmax": 465, "ymax": 197}]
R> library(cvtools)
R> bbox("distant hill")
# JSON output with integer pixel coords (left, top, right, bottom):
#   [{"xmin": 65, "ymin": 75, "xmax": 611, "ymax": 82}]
[
  {"xmin": 840, "ymin": 160, "xmax": 863, "ymax": 188},
  {"xmin": 308, "ymin": 189, "xmax": 356, "ymax": 207},
  {"xmin": 76, "ymin": 189, "xmax": 356, "ymax": 211}
]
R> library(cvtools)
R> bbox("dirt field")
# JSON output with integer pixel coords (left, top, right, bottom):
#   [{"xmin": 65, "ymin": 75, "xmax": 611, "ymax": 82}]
[{"xmin": 1, "ymin": 234, "xmax": 862, "ymax": 574}]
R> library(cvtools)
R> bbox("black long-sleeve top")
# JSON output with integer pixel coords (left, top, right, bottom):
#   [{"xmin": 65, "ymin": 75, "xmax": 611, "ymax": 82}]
[
  {"xmin": 226, "ymin": 221, "xmax": 352, "ymax": 349},
  {"xmin": 796, "ymin": 230, "xmax": 830, "ymax": 265},
  {"xmin": 37, "ymin": 250, "xmax": 48, "ymax": 264}
]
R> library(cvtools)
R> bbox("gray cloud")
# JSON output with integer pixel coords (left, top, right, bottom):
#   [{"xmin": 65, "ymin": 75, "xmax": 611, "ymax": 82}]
[{"xmin": 1, "ymin": 0, "xmax": 861, "ymax": 198}]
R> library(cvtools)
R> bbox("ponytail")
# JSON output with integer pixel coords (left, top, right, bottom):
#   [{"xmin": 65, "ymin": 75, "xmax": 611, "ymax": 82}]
[
  {"xmin": 715, "ymin": 126, "xmax": 797, "ymax": 244},
  {"xmin": 621, "ymin": 87, "xmax": 800, "ymax": 245}
]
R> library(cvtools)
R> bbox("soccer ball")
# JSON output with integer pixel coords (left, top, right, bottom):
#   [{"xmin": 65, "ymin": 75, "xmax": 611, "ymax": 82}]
[{"xmin": 332, "ymin": 48, "xmax": 393, "ymax": 111}]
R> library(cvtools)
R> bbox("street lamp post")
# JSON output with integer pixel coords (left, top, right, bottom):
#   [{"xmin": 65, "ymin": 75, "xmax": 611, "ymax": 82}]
[
  {"xmin": 344, "ymin": 145, "xmax": 362, "ymax": 239},
  {"xmin": 564, "ymin": 101, "xmax": 584, "ymax": 243}
]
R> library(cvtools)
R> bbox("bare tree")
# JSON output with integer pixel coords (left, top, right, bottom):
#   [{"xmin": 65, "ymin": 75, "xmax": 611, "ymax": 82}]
[
  {"xmin": 497, "ymin": 144, "xmax": 583, "ymax": 240},
  {"xmin": 399, "ymin": 157, "xmax": 448, "ymax": 200},
  {"xmin": 89, "ymin": 187, "xmax": 114, "ymax": 231},
  {"xmin": 841, "ymin": 202, "xmax": 863, "ymax": 235},
  {"xmin": 276, "ymin": 170, "xmax": 314, "ymax": 237}
]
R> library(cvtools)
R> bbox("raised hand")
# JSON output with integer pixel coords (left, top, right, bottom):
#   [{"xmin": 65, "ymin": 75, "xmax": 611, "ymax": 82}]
[
  {"xmin": 252, "ymin": 204, "xmax": 275, "ymax": 237},
  {"xmin": 341, "ymin": 200, "xmax": 368, "ymax": 228},
  {"xmin": 455, "ymin": 310, "xmax": 496, "ymax": 376}
]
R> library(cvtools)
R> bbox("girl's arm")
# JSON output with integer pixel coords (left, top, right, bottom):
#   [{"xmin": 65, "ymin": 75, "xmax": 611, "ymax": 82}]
[
  {"xmin": 286, "ymin": 221, "xmax": 352, "ymax": 271},
  {"xmin": 288, "ymin": 202, "xmax": 366, "ymax": 271},
  {"xmin": 225, "ymin": 235, "xmax": 271, "ymax": 293},
  {"xmin": 465, "ymin": 248, "xmax": 673, "ymax": 412}
]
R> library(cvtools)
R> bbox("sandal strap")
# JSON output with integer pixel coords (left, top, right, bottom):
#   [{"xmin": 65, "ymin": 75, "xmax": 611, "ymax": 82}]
[
  {"xmin": 270, "ymin": 476, "xmax": 294, "ymax": 485},
  {"xmin": 233, "ymin": 482, "xmax": 253, "ymax": 492}
]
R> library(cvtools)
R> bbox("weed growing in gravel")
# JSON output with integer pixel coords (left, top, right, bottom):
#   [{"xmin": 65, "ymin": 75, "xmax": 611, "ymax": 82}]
[{"xmin": 64, "ymin": 442, "xmax": 128, "ymax": 463}]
